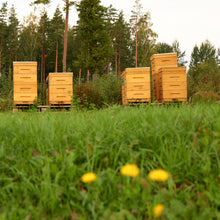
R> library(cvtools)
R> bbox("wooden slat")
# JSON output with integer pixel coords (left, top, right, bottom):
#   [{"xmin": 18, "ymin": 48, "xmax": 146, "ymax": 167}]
[
  {"xmin": 125, "ymin": 82, "xmax": 150, "ymax": 91},
  {"xmin": 14, "ymin": 93, "xmax": 37, "ymax": 103},
  {"xmin": 14, "ymin": 84, "xmax": 37, "ymax": 93},
  {"xmin": 13, "ymin": 74, "xmax": 37, "ymax": 84},
  {"xmin": 47, "ymin": 73, "xmax": 73, "ymax": 85},
  {"xmin": 49, "ymin": 85, "xmax": 73, "ymax": 94},
  {"xmin": 159, "ymin": 90, "xmax": 187, "ymax": 99},
  {"xmin": 126, "ymin": 90, "xmax": 151, "ymax": 99}
]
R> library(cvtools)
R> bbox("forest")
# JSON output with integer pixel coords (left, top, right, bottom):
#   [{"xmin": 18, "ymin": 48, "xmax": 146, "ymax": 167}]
[{"xmin": 0, "ymin": 0, "xmax": 220, "ymax": 108}]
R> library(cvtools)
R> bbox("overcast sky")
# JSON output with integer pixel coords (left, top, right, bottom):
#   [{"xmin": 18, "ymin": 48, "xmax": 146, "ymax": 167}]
[{"xmin": 4, "ymin": 0, "xmax": 220, "ymax": 65}]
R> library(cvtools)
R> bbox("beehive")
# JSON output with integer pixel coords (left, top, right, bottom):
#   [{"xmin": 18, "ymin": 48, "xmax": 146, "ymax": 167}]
[
  {"xmin": 158, "ymin": 67, "xmax": 187, "ymax": 103},
  {"xmin": 46, "ymin": 73, "xmax": 73, "ymax": 105},
  {"xmin": 121, "ymin": 68, "xmax": 151, "ymax": 104},
  {"xmin": 13, "ymin": 62, "xmax": 37, "ymax": 104},
  {"xmin": 150, "ymin": 53, "xmax": 178, "ymax": 101}
]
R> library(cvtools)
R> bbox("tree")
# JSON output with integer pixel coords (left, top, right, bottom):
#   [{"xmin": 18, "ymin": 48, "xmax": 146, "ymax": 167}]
[
  {"xmin": 188, "ymin": 41, "xmax": 220, "ymax": 96},
  {"xmin": 189, "ymin": 40, "xmax": 218, "ymax": 68},
  {"xmin": 172, "ymin": 40, "xmax": 187, "ymax": 66},
  {"xmin": 136, "ymin": 12, "xmax": 157, "ymax": 67},
  {"xmin": 31, "ymin": 0, "xmax": 75, "ymax": 72},
  {"xmin": 17, "ymin": 12, "xmax": 40, "ymax": 62},
  {"xmin": 155, "ymin": 41, "xmax": 187, "ymax": 66},
  {"xmin": 0, "ymin": 2, "xmax": 7, "ymax": 74},
  {"xmin": 7, "ymin": 5, "xmax": 19, "ymax": 76},
  {"xmin": 130, "ymin": 0, "xmax": 143, "ymax": 67},
  {"xmin": 48, "ymin": 7, "xmax": 64, "ymax": 73},
  {"xmin": 38, "ymin": 11, "xmax": 49, "ymax": 83},
  {"xmin": 77, "ymin": 0, "xmax": 113, "ymax": 81},
  {"xmin": 111, "ymin": 11, "xmax": 133, "ymax": 74}
]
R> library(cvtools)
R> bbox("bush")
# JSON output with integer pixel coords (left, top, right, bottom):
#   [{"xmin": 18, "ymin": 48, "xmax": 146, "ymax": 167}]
[
  {"xmin": 0, "ymin": 73, "xmax": 13, "ymax": 111},
  {"xmin": 73, "ymin": 73, "xmax": 122, "ymax": 109}
]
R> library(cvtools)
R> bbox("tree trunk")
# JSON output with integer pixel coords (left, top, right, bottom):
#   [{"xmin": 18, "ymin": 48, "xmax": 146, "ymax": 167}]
[
  {"xmin": 79, "ymin": 68, "xmax": 81, "ymax": 85},
  {"xmin": 135, "ymin": 17, "xmax": 138, "ymax": 68},
  {"xmin": 106, "ymin": 62, "xmax": 110, "ymax": 74},
  {"xmin": 0, "ymin": 34, "xmax": 3, "ymax": 73},
  {"xmin": 115, "ymin": 49, "xmax": 117, "ymax": 74},
  {"xmin": 118, "ymin": 48, "xmax": 121, "ymax": 75},
  {"xmin": 63, "ymin": 0, "xmax": 69, "ymax": 73},
  {"xmin": 55, "ymin": 39, "xmax": 58, "ymax": 72},
  {"xmin": 87, "ymin": 69, "xmax": 90, "ymax": 82}
]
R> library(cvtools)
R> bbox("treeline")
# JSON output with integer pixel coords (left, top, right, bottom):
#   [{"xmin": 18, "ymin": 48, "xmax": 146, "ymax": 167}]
[
  {"xmin": 0, "ymin": 0, "xmax": 220, "ymax": 102},
  {"xmin": 0, "ymin": 0, "xmax": 186, "ymax": 81}
]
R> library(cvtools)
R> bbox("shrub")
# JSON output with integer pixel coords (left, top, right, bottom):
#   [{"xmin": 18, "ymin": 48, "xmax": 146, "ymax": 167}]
[{"xmin": 0, "ymin": 73, "xmax": 13, "ymax": 111}]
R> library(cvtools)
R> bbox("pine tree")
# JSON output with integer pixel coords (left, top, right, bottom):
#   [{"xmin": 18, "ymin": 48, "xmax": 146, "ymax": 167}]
[
  {"xmin": 38, "ymin": 11, "xmax": 49, "ymax": 83},
  {"xmin": 7, "ymin": 5, "xmax": 19, "ymax": 77},
  {"xmin": 136, "ymin": 12, "xmax": 157, "ymax": 67},
  {"xmin": 77, "ymin": 0, "xmax": 113, "ymax": 81},
  {"xmin": 111, "ymin": 11, "xmax": 133, "ymax": 74},
  {"xmin": 48, "ymin": 7, "xmax": 64, "ymax": 73},
  {"xmin": 0, "ymin": 2, "xmax": 7, "ymax": 74}
]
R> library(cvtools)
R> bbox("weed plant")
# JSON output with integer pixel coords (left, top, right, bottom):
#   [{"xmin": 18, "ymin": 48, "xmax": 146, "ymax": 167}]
[{"xmin": 0, "ymin": 103, "xmax": 220, "ymax": 219}]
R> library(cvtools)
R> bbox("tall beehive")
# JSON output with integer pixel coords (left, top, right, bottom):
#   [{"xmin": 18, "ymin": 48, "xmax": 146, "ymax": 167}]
[
  {"xmin": 158, "ymin": 67, "xmax": 187, "ymax": 103},
  {"xmin": 46, "ymin": 73, "xmax": 73, "ymax": 105},
  {"xmin": 150, "ymin": 53, "xmax": 178, "ymax": 101},
  {"xmin": 13, "ymin": 62, "xmax": 37, "ymax": 105},
  {"xmin": 121, "ymin": 68, "xmax": 151, "ymax": 104}
]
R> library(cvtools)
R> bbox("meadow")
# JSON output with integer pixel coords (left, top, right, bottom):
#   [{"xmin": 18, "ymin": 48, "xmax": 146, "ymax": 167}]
[{"xmin": 0, "ymin": 103, "xmax": 220, "ymax": 220}]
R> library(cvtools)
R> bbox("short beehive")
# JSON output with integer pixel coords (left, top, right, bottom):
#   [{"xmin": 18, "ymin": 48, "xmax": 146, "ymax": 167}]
[
  {"xmin": 150, "ymin": 53, "xmax": 178, "ymax": 101},
  {"xmin": 13, "ymin": 62, "xmax": 37, "ymax": 104},
  {"xmin": 46, "ymin": 73, "xmax": 73, "ymax": 105},
  {"xmin": 121, "ymin": 68, "xmax": 151, "ymax": 104},
  {"xmin": 158, "ymin": 67, "xmax": 187, "ymax": 103}
]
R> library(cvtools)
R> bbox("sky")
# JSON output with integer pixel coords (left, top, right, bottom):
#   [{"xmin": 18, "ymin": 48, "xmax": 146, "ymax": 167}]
[{"xmin": 3, "ymin": 0, "xmax": 220, "ymax": 65}]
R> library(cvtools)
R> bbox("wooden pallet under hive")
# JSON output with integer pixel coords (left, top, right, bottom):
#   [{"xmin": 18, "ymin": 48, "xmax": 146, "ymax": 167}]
[
  {"xmin": 150, "ymin": 53, "xmax": 178, "ymax": 101},
  {"xmin": 158, "ymin": 67, "xmax": 187, "ymax": 103},
  {"xmin": 46, "ymin": 73, "xmax": 73, "ymax": 106},
  {"xmin": 121, "ymin": 68, "xmax": 151, "ymax": 104},
  {"xmin": 13, "ymin": 62, "xmax": 37, "ymax": 105}
]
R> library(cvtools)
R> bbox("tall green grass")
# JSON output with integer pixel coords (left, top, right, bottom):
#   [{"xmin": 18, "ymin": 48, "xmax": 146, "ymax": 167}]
[{"xmin": 0, "ymin": 103, "xmax": 220, "ymax": 219}]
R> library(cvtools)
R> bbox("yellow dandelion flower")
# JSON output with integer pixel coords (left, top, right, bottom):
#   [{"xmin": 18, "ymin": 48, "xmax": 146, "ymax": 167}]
[
  {"xmin": 153, "ymin": 204, "xmax": 165, "ymax": 218},
  {"xmin": 120, "ymin": 163, "xmax": 140, "ymax": 177},
  {"xmin": 80, "ymin": 172, "xmax": 97, "ymax": 183},
  {"xmin": 148, "ymin": 169, "xmax": 169, "ymax": 182}
]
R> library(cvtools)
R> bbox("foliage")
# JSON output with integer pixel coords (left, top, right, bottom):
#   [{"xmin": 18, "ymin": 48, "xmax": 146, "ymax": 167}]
[
  {"xmin": 0, "ymin": 104, "xmax": 220, "ymax": 219},
  {"xmin": 0, "ymin": 73, "xmax": 13, "ymax": 110},
  {"xmin": 77, "ymin": 0, "xmax": 113, "ymax": 76},
  {"xmin": 72, "ymin": 74, "xmax": 121, "ymax": 109},
  {"xmin": 155, "ymin": 41, "xmax": 187, "ymax": 66},
  {"xmin": 188, "ymin": 41, "xmax": 220, "ymax": 97}
]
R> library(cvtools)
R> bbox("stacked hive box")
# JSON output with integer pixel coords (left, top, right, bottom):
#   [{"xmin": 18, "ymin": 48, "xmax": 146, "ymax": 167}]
[
  {"xmin": 46, "ymin": 73, "xmax": 73, "ymax": 105},
  {"xmin": 159, "ymin": 67, "xmax": 187, "ymax": 103},
  {"xmin": 13, "ymin": 62, "xmax": 37, "ymax": 105},
  {"xmin": 121, "ymin": 68, "xmax": 151, "ymax": 104},
  {"xmin": 150, "ymin": 53, "xmax": 178, "ymax": 101}
]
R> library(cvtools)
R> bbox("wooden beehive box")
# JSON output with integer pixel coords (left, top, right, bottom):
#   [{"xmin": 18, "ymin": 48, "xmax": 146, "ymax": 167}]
[
  {"xmin": 13, "ymin": 62, "xmax": 37, "ymax": 105},
  {"xmin": 150, "ymin": 53, "xmax": 178, "ymax": 101},
  {"xmin": 46, "ymin": 73, "xmax": 73, "ymax": 105},
  {"xmin": 121, "ymin": 68, "xmax": 151, "ymax": 104},
  {"xmin": 158, "ymin": 67, "xmax": 187, "ymax": 103}
]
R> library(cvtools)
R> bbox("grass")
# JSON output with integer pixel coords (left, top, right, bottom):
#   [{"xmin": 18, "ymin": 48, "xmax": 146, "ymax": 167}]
[{"xmin": 0, "ymin": 103, "xmax": 220, "ymax": 219}]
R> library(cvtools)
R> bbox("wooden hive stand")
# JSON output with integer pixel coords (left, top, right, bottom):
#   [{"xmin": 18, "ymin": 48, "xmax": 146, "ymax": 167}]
[
  {"xmin": 46, "ymin": 73, "xmax": 73, "ymax": 108},
  {"xmin": 13, "ymin": 62, "xmax": 37, "ymax": 111},
  {"xmin": 121, "ymin": 67, "xmax": 151, "ymax": 105},
  {"xmin": 158, "ymin": 67, "xmax": 187, "ymax": 103},
  {"xmin": 150, "ymin": 53, "xmax": 178, "ymax": 101}
]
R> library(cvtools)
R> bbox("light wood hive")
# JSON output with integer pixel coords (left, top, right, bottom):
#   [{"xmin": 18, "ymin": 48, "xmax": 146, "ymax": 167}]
[
  {"xmin": 46, "ymin": 73, "xmax": 73, "ymax": 105},
  {"xmin": 121, "ymin": 68, "xmax": 151, "ymax": 104},
  {"xmin": 13, "ymin": 62, "xmax": 37, "ymax": 104},
  {"xmin": 150, "ymin": 53, "xmax": 178, "ymax": 101},
  {"xmin": 158, "ymin": 67, "xmax": 187, "ymax": 103}
]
